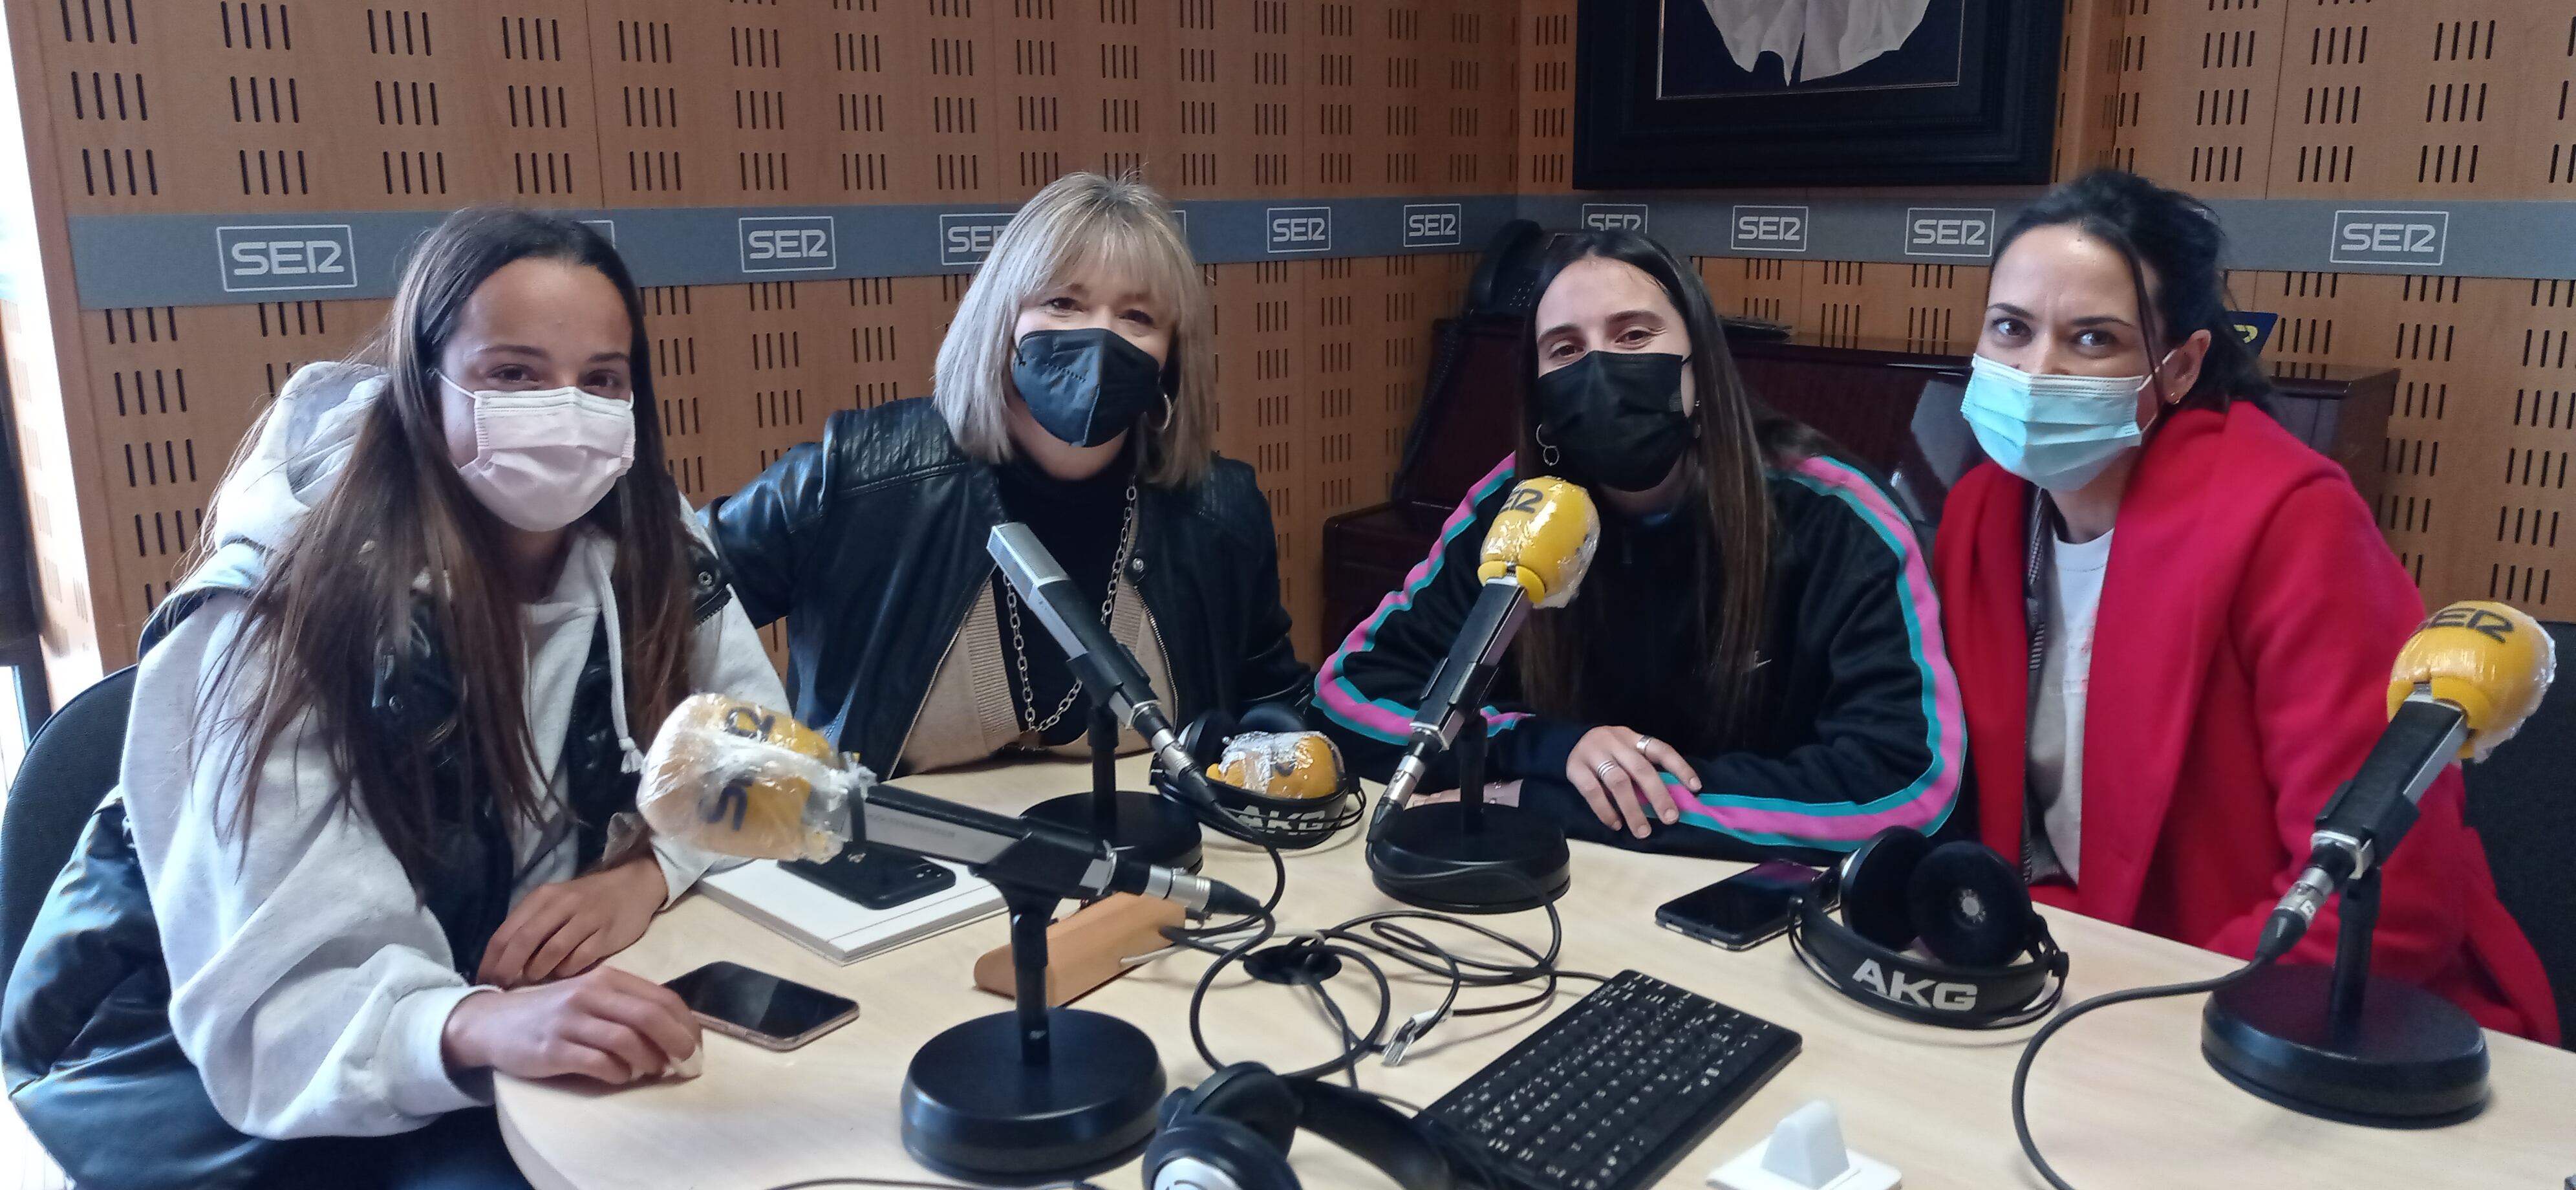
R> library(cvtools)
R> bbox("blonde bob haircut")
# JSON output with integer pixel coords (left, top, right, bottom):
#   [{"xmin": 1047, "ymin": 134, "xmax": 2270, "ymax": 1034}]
[{"xmin": 934, "ymin": 171, "xmax": 1214, "ymax": 488}]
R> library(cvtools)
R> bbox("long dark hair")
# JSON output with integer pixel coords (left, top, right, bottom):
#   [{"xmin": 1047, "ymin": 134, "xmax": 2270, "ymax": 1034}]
[
  {"xmin": 206, "ymin": 207, "xmax": 698, "ymax": 891},
  {"xmin": 1995, "ymin": 169, "xmax": 2271, "ymax": 410},
  {"xmin": 1512, "ymin": 230, "xmax": 1819, "ymax": 744}
]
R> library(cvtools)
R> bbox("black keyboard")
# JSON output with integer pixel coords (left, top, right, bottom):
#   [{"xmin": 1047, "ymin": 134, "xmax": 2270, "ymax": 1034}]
[{"xmin": 1421, "ymin": 969, "xmax": 1800, "ymax": 1190}]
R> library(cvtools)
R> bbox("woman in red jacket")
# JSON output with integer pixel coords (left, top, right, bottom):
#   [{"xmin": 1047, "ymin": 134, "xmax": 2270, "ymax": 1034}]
[{"xmin": 1933, "ymin": 170, "xmax": 2557, "ymax": 1042}]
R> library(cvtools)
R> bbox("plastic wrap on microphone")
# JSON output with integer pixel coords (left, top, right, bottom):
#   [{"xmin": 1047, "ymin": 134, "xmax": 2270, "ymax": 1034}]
[
  {"xmin": 638, "ymin": 693, "xmax": 863, "ymax": 861},
  {"xmin": 1476, "ymin": 477, "xmax": 1599, "ymax": 609},
  {"xmin": 1208, "ymin": 730, "xmax": 1346, "ymax": 800},
  {"xmin": 2387, "ymin": 601, "xmax": 2558, "ymax": 761}
]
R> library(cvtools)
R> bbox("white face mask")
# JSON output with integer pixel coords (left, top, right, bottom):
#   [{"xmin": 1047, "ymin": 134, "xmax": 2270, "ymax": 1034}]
[
  {"xmin": 1960, "ymin": 353, "xmax": 2169, "ymax": 492},
  {"xmin": 438, "ymin": 374, "xmax": 636, "ymax": 532}
]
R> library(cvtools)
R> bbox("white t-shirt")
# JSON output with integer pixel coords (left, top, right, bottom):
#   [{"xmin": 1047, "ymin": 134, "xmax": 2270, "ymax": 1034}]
[{"xmin": 2026, "ymin": 527, "xmax": 2113, "ymax": 882}]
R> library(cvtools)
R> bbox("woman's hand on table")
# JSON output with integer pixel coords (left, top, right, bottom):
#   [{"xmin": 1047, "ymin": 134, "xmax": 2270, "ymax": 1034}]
[
  {"xmin": 442, "ymin": 967, "xmax": 701, "ymax": 1085},
  {"xmin": 1566, "ymin": 726, "xmax": 1699, "ymax": 838},
  {"xmin": 478, "ymin": 853, "xmax": 668, "ymax": 988}
]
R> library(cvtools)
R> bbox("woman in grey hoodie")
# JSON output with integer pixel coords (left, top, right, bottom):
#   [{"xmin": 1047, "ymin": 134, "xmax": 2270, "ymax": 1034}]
[{"xmin": 6, "ymin": 209, "xmax": 784, "ymax": 1187}]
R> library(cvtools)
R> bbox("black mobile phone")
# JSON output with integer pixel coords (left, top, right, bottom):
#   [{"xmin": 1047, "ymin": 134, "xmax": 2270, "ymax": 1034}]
[
  {"xmin": 782, "ymin": 847, "xmax": 958, "ymax": 911},
  {"xmin": 1655, "ymin": 860, "xmax": 1829, "ymax": 951},
  {"xmin": 663, "ymin": 961, "xmax": 859, "ymax": 1052}
]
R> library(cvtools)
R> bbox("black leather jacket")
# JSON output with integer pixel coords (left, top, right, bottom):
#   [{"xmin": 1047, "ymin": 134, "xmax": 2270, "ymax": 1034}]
[{"xmin": 705, "ymin": 397, "xmax": 1309, "ymax": 774}]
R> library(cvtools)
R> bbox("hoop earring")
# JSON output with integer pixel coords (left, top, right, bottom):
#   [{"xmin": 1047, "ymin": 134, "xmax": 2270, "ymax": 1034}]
[
  {"xmin": 1534, "ymin": 427, "xmax": 1561, "ymax": 468},
  {"xmin": 1154, "ymin": 391, "xmax": 1176, "ymax": 433}
]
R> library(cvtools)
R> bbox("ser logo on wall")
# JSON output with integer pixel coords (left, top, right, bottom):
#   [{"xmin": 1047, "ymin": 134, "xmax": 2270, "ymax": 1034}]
[
  {"xmin": 1582, "ymin": 203, "xmax": 1649, "ymax": 233},
  {"xmin": 2330, "ymin": 210, "xmax": 2449, "ymax": 268},
  {"xmin": 1730, "ymin": 206, "xmax": 1808, "ymax": 254},
  {"xmin": 939, "ymin": 212, "xmax": 1015, "ymax": 267},
  {"xmin": 217, "ymin": 224, "xmax": 357, "ymax": 293},
  {"xmin": 1402, "ymin": 203, "xmax": 1463, "ymax": 248},
  {"xmin": 1904, "ymin": 208, "xmax": 1995, "ymax": 259},
  {"xmin": 1267, "ymin": 206, "xmax": 1332, "ymax": 254},
  {"xmin": 740, "ymin": 215, "xmax": 836, "ymax": 274}
]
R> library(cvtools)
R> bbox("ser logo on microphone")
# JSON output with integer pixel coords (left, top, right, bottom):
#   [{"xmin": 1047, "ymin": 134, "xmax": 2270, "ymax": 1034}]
[
  {"xmin": 2425, "ymin": 603, "xmax": 2517, "ymax": 642},
  {"xmin": 722, "ymin": 706, "xmax": 778, "ymax": 741},
  {"xmin": 1849, "ymin": 958, "xmax": 1977, "ymax": 1011}
]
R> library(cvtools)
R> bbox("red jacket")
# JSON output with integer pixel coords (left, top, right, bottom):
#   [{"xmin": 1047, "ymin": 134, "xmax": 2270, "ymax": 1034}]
[{"xmin": 1933, "ymin": 405, "xmax": 2558, "ymax": 1043}]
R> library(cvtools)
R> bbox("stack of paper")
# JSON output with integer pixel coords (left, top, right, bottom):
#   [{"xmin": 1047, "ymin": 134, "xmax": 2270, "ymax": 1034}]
[{"xmin": 697, "ymin": 859, "xmax": 1006, "ymax": 964}]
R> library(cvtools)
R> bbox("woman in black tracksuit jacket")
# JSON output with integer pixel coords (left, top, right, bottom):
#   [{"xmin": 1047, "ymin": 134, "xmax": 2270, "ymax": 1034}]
[{"xmin": 1316, "ymin": 230, "xmax": 1964, "ymax": 859}]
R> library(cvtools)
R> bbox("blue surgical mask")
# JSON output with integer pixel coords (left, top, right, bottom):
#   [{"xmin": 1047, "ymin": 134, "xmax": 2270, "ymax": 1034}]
[{"xmin": 1960, "ymin": 353, "xmax": 2167, "ymax": 492}]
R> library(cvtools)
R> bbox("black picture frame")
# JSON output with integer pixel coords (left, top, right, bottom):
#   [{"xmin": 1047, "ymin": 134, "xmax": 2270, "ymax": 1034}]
[{"xmin": 1574, "ymin": 0, "xmax": 2064, "ymax": 189}]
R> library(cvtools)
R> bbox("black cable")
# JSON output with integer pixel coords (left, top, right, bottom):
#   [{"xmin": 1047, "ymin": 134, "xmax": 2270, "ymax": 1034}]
[
  {"xmin": 2010, "ymin": 957, "xmax": 2274, "ymax": 1190},
  {"xmin": 1176, "ymin": 891, "xmax": 1606, "ymax": 1083},
  {"xmin": 1165, "ymin": 843, "xmax": 1287, "ymax": 942},
  {"xmin": 1305, "ymin": 977, "xmax": 1366, "ymax": 1088}
]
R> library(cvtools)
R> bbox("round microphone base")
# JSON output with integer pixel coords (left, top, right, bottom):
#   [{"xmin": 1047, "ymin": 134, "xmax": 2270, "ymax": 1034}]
[
  {"xmin": 1369, "ymin": 803, "xmax": 1572, "ymax": 914},
  {"xmin": 1022, "ymin": 789, "xmax": 1203, "ymax": 873},
  {"xmin": 2201, "ymin": 964, "xmax": 2489, "ymax": 1129},
  {"xmin": 900, "ymin": 1008, "xmax": 1166, "ymax": 1180}
]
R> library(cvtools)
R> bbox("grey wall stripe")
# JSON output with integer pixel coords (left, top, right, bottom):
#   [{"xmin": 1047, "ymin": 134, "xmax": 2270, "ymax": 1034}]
[
  {"xmin": 66, "ymin": 195, "xmax": 1520, "ymax": 308},
  {"xmin": 63, "ymin": 193, "xmax": 2576, "ymax": 310}
]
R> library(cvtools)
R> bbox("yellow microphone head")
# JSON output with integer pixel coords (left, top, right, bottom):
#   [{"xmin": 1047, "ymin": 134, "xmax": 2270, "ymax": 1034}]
[
  {"xmin": 2387, "ymin": 601, "xmax": 2557, "ymax": 761},
  {"xmin": 638, "ymin": 694, "xmax": 860, "ymax": 861},
  {"xmin": 1475, "ymin": 477, "xmax": 1601, "ymax": 609}
]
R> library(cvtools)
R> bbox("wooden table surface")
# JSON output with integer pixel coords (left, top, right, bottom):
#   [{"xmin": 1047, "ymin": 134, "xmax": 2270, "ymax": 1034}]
[{"xmin": 497, "ymin": 755, "xmax": 2576, "ymax": 1190}]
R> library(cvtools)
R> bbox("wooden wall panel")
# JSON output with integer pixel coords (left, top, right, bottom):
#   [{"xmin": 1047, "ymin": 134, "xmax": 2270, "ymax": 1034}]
[
  {"xmin": 1698, "ymin": 257, "xmax": 1802, "ymax": 329},
  {"xmin": 2114, "ymin": 0, "xmax": 2282, "ymax": 196},
  {"xmin": 1516, "ymin": 0, "xmax": 1573, "ymax": 193},
  {"xmin": 11, "ymin": 1, "xmax": 1523, "ymax": 680},
  {"xmin": 75, "ymin": 296, "xmax": 380, "ymax": 654},
  {"xmin": 2056, "ymin": 0, "xmax": 2129, "ymax": 181}
]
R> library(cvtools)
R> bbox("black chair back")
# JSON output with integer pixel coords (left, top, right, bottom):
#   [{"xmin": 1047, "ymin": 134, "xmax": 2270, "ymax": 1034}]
[
  {"xmin": 2460, "ymin": 622, "xmax": 2576, "ymax": 1045},
  {"xmin": 1, "ymin": 667, "xmax": 134, "ymax": 982}
]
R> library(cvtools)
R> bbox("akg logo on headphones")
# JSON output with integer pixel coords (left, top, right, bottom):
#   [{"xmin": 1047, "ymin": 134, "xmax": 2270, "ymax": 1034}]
[{"xmin": 1847, "ymin": 959, "xmax": 1977, "ymax": 1011}]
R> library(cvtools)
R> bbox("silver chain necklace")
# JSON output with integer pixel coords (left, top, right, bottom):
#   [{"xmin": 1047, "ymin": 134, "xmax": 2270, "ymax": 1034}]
[{"xmin": 1004, "ymin": 482, "xmax": 1141, "ymax": 737}]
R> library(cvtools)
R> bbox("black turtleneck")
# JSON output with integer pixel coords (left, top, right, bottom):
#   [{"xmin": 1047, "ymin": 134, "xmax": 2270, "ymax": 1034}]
[{"xmin": 989, "ymin": 440, "xmax": 1137, "ymax": 746}]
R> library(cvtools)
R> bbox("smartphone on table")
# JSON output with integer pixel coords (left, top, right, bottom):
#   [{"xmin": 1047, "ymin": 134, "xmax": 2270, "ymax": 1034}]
[
  {"xmin": 663, "ymin": 961, "xmax": 859, "ymax": 1051},
  {"xmin": 782, "ymin": 846, "xmax": 958, "ymax": 910},
  {"xmin": 1655, "ymin": 860, "xmax": 1829, "ymax": 951}
]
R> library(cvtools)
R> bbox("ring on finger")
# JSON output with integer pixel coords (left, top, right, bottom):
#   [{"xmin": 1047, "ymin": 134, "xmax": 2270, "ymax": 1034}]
[
  {"xmin": 1591, "ymin": 759, "xmax": 1622, "ymax": 780},
  {"xmin": 1633, "ymin": 734, "xmax": 1657, "ymax": 756}
]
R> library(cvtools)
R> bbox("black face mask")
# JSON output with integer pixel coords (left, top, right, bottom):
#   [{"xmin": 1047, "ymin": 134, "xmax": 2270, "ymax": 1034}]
[
  {"xmin": 1531, "ymin": 351, "xmax": 1693, "ymax": 492},
  {"xmin": 1012, "ymin": 327, "xmax": 1167, "ymax": 447}
]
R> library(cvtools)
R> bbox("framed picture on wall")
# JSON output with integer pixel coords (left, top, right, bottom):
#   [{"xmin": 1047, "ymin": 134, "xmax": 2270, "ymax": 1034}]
[{"xmin": 1574, "ymin": 0, "xmax": 2063, "ymax": 188}]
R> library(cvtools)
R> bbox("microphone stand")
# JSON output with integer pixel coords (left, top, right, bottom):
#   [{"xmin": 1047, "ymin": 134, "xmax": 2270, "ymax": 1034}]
[
  {"xmin": 1019, "ymin": 700, "xmax": 1203, "ymax": 873},
  {"xmin": 2200, "ymin": 865, "xmax": 2491, "ymax": 1125},
  {"xmin": 899, "ymin": 877, "xmax": 1168, "ymax": 1178},
  {"xmin": 1368, "ymin": 678, "xmax": 1572, "ymax": 914}
]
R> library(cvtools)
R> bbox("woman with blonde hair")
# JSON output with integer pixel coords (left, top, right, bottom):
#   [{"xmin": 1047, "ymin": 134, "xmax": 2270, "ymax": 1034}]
[{"xmin": 709, "ymin": 172, "xmax": 1305, "ymax": 774}]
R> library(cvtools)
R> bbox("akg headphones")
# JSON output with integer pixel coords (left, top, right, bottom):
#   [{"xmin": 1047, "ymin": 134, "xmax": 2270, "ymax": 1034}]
[
  {"xmin": 1143, "ymin": 1063, "xmax": 1454, "ymax": 1190},
  {"xmin": 1786, "ymin": 827, "xmax": 2068, "ymax": 1029}
]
